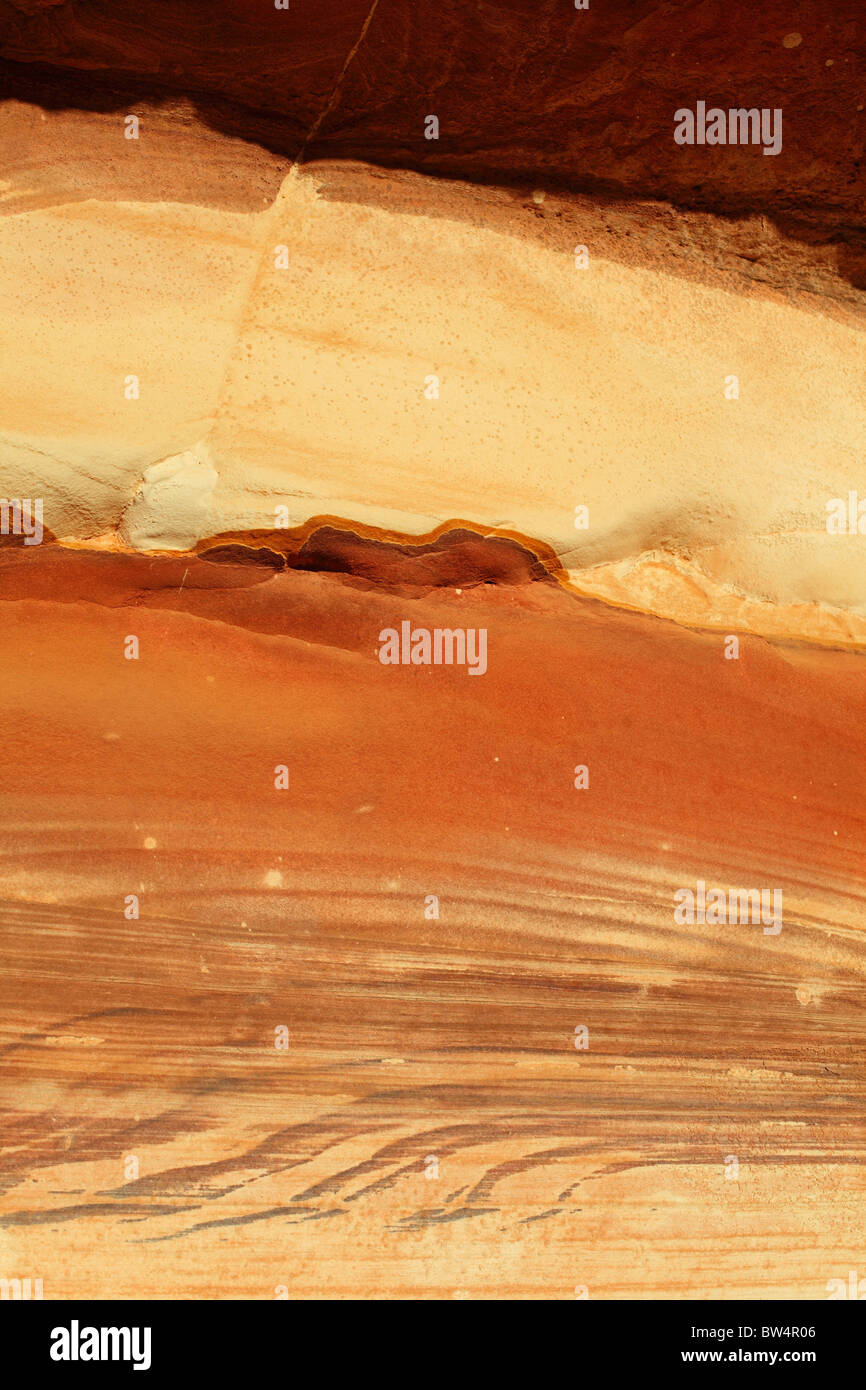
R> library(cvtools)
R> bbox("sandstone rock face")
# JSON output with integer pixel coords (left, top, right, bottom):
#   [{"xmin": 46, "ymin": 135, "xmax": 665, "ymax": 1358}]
[
  {"xmin": 2, "ymin": 150, "xmax": 865, "ymax": 642},
  {"xmin": 1, "ymin": 1, "xmax": 865, "ymax": 1304},
  {"xmin": 2, "ymin": 1, "xmax": 864, "ymax": 239}
]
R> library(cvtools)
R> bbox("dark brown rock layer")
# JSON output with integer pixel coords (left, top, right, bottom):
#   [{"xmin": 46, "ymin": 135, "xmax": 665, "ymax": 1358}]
[{"xmin": 2, "ymin": 0, "xmax": 864, "ymax": 254}]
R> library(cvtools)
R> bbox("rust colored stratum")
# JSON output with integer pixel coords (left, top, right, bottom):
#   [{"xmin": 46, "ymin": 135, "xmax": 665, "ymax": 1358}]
[{"xmin": 0, "ymin": 1, "xmax": 865, "ymax": 1304}]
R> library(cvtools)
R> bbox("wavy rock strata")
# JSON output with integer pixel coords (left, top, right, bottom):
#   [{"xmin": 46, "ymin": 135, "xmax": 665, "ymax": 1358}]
[{"xmin": 1, "ymin": 0, "xmax": 865, "ymax": 1303}]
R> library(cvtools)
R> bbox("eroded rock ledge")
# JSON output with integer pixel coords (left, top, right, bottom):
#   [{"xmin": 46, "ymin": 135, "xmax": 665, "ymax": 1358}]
[
  {"xmin": 1, "ymin": 151, "xmax": 865, "ymax": 646},
  {"xmin": 2, "ymin": 0, "xmax": 865, "ymax": 251}
]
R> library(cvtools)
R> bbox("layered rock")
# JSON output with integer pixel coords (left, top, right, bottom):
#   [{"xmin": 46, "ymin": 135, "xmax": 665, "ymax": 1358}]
[
  {"xmin": 1, "ymin": 0, "xmax": 865, "ymax": 1303},
  {"xmin": 1, "ymin": 126, "xmax": 866, "ymax": 643}
]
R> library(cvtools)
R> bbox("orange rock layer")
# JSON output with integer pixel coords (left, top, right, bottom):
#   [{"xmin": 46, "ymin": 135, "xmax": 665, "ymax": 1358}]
[{"xmin": 1, "ymin": 547, "xmax": 864, "ymax": 1298}]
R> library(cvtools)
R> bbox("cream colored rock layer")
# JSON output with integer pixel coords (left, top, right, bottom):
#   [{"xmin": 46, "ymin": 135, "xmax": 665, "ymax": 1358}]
[
  {"xmin": 569, "ymin": 552, "xmax": 866, "ymax": 650},
  {"xmin": 1, "ymin": 159, "xmax": 865, "ymax": 644}
]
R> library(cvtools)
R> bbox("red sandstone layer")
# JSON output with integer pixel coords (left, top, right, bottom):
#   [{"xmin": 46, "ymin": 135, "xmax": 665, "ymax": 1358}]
[{"xmin": 1, "ymin": 548, "xmax": 864, "ymax": 1297}]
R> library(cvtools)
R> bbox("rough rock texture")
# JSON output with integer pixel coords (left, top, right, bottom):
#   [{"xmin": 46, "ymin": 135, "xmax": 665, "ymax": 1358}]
[
  {"xmin": 2, "ymin": 0, "xmax": 865, "ymax": 245},
  {"xmin": 1, "ymin": 0, "xmax": 865, "ymax": 1305},
  {"xmin": 1, "ymin": 148, "xmax": 865, "ymax": 644}
]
